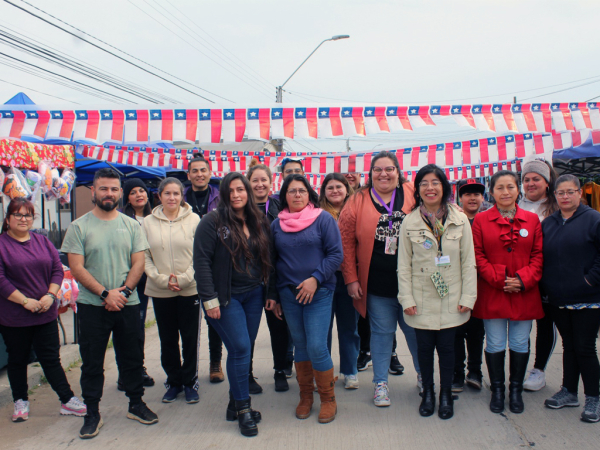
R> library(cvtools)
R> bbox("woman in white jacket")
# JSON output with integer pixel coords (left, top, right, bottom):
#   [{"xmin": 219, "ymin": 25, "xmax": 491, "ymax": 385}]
[{"xmin": 142, "ymin": 177, "xmax": 200, "ymax": 404}]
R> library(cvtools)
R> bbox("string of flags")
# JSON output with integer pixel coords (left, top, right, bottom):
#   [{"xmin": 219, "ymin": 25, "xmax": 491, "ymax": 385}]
[{"xmin": 2, "ymin": 102, "xmax": 600, "ymax": 144}]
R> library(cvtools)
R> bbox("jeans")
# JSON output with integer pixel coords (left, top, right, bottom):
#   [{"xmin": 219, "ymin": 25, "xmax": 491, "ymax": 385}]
[
  {"xmin": 358, "ymin": 314, "xmax": 398, "ymax": 354},
  {"xmin": 454, "ymin": 316, "xmax": 485, "ymax": 376},
  {"xmin": 532, "ymin": 302, "xmax": 558, "ymax": 371},
  {"xmin": 78, "ymin": 304, "xmax": 144, "ymax": 410},
  {"xmin": 279, "ymin": 287, "xmax": 333, "ymax": 372},
  {"xmin": 153, "ymin": 295, "xmax": 200, "ymax": 388},
  {"xmin": 205, "ymin": 286, "xmax": 264, "ymax": 401},
  {"xmin": 366, "ymin": 294, "xmax": 420, "ymax": 384},
  {"xmin": 414, "ymin": 327, "xmax": 457, "ymax": 389},
  {"xmin": 483, "ymin": 319, "xmax": 533, "ymax": 353},
  {"xmin": 551, "ymin": 306, "xmax": 600, "ymax": 397},
  {"xmin": 0, "ymin": 320, "xmax": 74, "ymax": 403},
  {"xmin": 327, "ymin": 272, "xmax": 360, "ymax": 376}
]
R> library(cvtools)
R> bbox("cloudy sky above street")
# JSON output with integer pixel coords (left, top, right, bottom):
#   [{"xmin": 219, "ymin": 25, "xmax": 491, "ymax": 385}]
[{"xmin": 0, "ymin": 0, "xmax": 599, "ymax": 153}]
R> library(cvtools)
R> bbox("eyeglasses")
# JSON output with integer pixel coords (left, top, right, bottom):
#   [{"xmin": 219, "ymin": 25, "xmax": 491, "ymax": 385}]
[
  {"xmin": 419, "ymin": 181, "xmax": 442, "ymax": 188},
  {"xmin": 12, "ymin": 213, "xmax": 34, "ymax": 221},
  {"xmin": 372, "ymin": 166, "xmax": 396, "ymax": 174},
  {"xmin": 287, "ymin": 188, "xmax": 308, "ymax": 196},
  {"xmin": 284, "ymin": 168, "xmax": 303, "ymax": 175},
  {"xmin": 555, "ymin": 189, "xmax": 580, "ymax": 198}
]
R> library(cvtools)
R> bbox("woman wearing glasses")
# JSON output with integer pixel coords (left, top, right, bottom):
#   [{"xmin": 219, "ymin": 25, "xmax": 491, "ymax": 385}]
[
  {"xmin": 541, "ymin": 175, "xmax": 600, "ymax": 423},
  {"xmin": 0, "ymin": 198, "xmax": 86, "ymax": 423},
  {"xmin": 269, "ymin": 174, "xmax": 343, "ymax": 423},
  {"xmin": 339, "ymin": 151, "xmax": 420, "ymax": 408}
]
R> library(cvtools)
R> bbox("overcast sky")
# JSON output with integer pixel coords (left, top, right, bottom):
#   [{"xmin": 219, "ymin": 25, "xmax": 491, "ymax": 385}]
[{"xmin": 0, "ymin": 0, "xmax": 599, "ymax": 153}]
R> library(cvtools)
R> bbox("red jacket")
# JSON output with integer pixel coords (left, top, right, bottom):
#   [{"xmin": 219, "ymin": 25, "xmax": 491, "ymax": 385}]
[{"xmin": 472, "ymin": 205, "xmax": 544, "ymax": 321}]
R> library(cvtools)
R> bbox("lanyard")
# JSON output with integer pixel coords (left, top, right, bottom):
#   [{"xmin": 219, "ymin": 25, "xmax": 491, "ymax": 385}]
[
  {"xmin": 371, "ymin": 188, "xmax": 396, "ymax": 230},
  {"xmin": 265, "ymin": 199, "xmax": 270, "ymax": 215}
]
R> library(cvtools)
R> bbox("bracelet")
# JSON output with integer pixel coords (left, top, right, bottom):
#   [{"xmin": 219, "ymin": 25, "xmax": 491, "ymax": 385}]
[
  {"xmin": 45, "ymin": 292, "xmax": 58, "ymax": 302},
  {"xmin": 203, "ymin": 298, "xmax": 220, "ymax": 310}
]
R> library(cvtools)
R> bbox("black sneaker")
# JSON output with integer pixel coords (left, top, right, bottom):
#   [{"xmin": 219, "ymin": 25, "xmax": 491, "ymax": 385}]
[
  {"xmin": 389, "ymin": 353, "xmax": 404, "ymax": 375},
  {"xmin": 142, "ymin": 367, "xmax": 155, "ymax": 387},
  {"xmin": 451, "ymin": 372, "xmax": 465, "ymax": 393},
  {"xmin": 79, "ymin": 411, "xmax": 103, "ymax": 439},
  {"xmin": 127, "ymin": 402, "xmax": 158, "ymax": 425},
  {"xmin": 117, "ymin": 377, "xmax": 125, "ymax": 392},
  {"xmin": 357, "ymin": 351, "xmax": 372, "ymax": 371},
  {"xmin": 162, "ymin": 385, "xmax": 183, "ymax": 403},
  {"xmin": 283, "ymin": 360, "xmax": 293, "ymax": 378},
  {"xmin": 274, "ymin": 370, "xmax": 289, "ymax": 392},
  {"xmin": 248, "ymin": 374, "xmax": 263, "ymax": 395},
  {"xmin": 184, "ymin": 386, "xmax": 199, "ymax": 404},
  {"xmin": 465, "ymin": 371, "xmax": 483, "ymax": 390}
]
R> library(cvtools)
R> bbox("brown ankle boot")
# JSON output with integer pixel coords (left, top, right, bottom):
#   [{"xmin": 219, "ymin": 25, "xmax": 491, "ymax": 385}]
[
  {"xmin": 294, "ymin": 361, "xmax": 314, "ymax": 419},
  {"xmin": 314, "ymin": 368, "xmax": 337, "ymax": 424}
]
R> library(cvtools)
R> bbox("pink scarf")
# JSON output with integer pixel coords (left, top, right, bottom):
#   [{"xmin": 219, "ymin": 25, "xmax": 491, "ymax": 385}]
[{"xmin": 278, "ymin": 203, "xmax": 323, "ymax": 232}]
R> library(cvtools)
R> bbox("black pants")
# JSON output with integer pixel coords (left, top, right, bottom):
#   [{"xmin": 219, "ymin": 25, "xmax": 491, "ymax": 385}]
[
  {"xmin": 205, "ymin": 316, "xmax": 223, "ymax": 363},
  {"xmin": 153, "ymin": 295, "xmax": 201, "ymax": 388},
  {"xmin": 415, "ymin": 327, "xmax": 457, "ymax": 389},
  {"xmin": 532, "ymin": 302, "xmax": 558, "ymax": 371},
  {"xmin": 249, "ymin": 308, "xmax": 290, "ymax": 373},
  {"xmin": 358, "ymin": 313, "xmax": 397, "ymax": 353},
  {"xmin": 551, "ymin": 306, "xmax": 600, "ymax": 397},
  {"xmin": 78, "ymin": 304, "xmax": 144, "ymax": 411},
  {"xmin": 453, "ymin": 316, "xmax": 485, "ymax": 375},
  {"xmin": 0, "ymin": 320, "xmax": 74, "ymax": 403}
]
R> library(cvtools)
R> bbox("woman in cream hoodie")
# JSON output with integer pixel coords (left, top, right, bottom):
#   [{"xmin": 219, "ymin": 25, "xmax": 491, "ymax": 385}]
[{"xmin": 142, "ymin": 177, "xmax": 201, "ymax": 404}]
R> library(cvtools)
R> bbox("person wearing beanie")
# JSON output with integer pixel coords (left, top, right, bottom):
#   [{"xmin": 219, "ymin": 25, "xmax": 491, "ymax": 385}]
[{"xmin": 518, "ymin": 160, "xmax": 559, "ymax": 393}]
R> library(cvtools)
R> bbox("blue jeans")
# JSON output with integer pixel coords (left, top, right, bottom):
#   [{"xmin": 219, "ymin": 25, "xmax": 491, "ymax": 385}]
[
  {"xmin": 205, "ymin": 286, "xmax": 264, "ymax": 401},
  {"xmin": 279, "ymin": 287, "xmax": 334, "ymax": 372},
  {"xmin": 367, "ymin": 294, "xmax": 420, "ymax": 384},
  {"xmin": 483, "ymin": 319, "xmax": 533, "ymax": 353},
  {"xmin": 327, "ymin": 272, "xmax": 360, "ymax": 376}
]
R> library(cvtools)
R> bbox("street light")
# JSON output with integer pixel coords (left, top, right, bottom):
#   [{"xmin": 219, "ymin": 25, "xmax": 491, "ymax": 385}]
[{"xmin": 275, "ymin": 35, "xmax": 349, "ymax": 103}]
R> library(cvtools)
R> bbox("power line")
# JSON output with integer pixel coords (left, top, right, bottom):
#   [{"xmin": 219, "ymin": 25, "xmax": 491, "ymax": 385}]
[
  {"xmin": 520, "ymin": 79, "xmax": 600, "ymax": 101},
  {"xmin": 0, "ymin": 76, "xmax": 80, "ymax": 103},
  {"xmin": 3, "ymin": 0, "xmax": 225, "ymax": 103}
]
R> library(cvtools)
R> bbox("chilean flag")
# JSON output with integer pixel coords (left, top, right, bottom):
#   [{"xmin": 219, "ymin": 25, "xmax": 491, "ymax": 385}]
[
  {"xmin": 21, "ymin": 111, "xmax": 50, "ymax": 140},
  {"xmin": 294, "ymin": 107, "xmax": 318, "ymax": 139},
  {"xmin": 451, "ymin": 105, "xmax": 475, "ymax": 128},
  {"xmin": 485, "ymin": 137, "xmax": 498, "ymax": 163},
  {"xmin": 386, "ymin": 106, "xmax": 411, "ymax": 131},
  {"xmin": 124, "ymin": 110, "xmax": 149, "ymax": 143},
  {"xmin": 221, "ymin": 109, "xmax": 246, "ymax": 143},
  {"xmin": 99, "ymin": 110, "xmax": 124, "ymax": 143},
  {"xmin": 173, "ymin": 109, "xmax": 198, "ymax": 143},
  {"xmin": 341, "ymin": 107, "xmax": 365, "ymax": 137},
  {"xmin": 550, "ymin": 103, "xmax": 575, "ymax": 132},
  {"xmin": 434, "ymin": 144, "xmax": 446, "ymax": 167},
  {"xmin": 0, "ymin": 111, "xmax": 26, "ymax": 139},
  {"xmin": 492, "ymin": 104, "xmax": 517, "ymax": 133},
  {"xmin": 429, "ymin": 105, "xmax": 451, "ymax": 119},
  {"xmin": 46, "ymin": 110, "xmax": 75, "ymax": 141},
  {"xmin": 531, "ymin": 103, "xmax": 552, "ymax": 133},
  {"xmin": 472, "ymin": 105, "xmax": 495, "ymax": 131},
  {"xmin": 570, "ymin": 103, "xmax": 593, "ymax": 130},
  {"xmin": 198, "ymin": 109, "xmax": 222, "ymax": 143},
  {"xmin": 271, "ymin": 108, "xmax": 294, "ymax": 139},
  {"xmin": 246, "ymin": 108, "xmax": 270, "ymax": 141},
  {"xmin": 364, "ymin": 106, "xmax": 389, "ymax": 133},
  {"xmin": 149, "ymin": 109, "xmax": 173, "ymax": 143},
  {"xmin": 408, "ymin": 106, "xmax": 435, "ymax": 128},
  {"xmin": 73, "ymin": 110, "xmax": 100, "ymax": 142},
  {"xmin": 588, "ymin": 102, "xmax": 600, "ymax": 130},
  {"xmin": 317, "ymin": 107, "xmax": 343, "ymax": 138}
]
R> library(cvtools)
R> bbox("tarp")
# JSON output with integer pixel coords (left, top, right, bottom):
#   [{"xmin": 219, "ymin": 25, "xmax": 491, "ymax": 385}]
[
  {"xmin": 4, "ymin": 92, "xmax": 35, "ymax": 105},
  {"xmin": 75, "ymin": 154, "xmax": 166, "ymax": 184},
  {"xmin": 553, "ymin": 135, "xmax": 600, "ymax": 160}
]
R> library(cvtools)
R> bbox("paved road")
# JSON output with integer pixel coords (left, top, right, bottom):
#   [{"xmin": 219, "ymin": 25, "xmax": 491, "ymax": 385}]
[{"xmin": 0, "ymin": 307, "xmax": 597, "ymax": 449}]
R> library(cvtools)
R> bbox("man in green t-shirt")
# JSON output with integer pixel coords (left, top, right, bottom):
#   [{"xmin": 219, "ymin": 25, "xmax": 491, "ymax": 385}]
[{"xmin": 61, "ymin": 168, "xmax": 158, "ymax": 439}]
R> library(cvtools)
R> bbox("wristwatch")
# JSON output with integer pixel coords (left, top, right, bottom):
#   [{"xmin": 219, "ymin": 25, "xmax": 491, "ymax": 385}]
[
  {"xmin": 22, "ymin": 298, "xmax": 28, "ymax": 306},
  {"xmin": 100, "ymin": 290, "xmax": 109, "ymax": 301}
]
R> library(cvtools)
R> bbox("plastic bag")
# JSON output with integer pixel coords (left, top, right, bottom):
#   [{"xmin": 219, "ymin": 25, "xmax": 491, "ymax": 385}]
[
  {"xmin": 38, "ymin": 160, "xmax": 53, "ymax": 194},
  {"xmin": 24, "ymin": 170, "xmax": 42, "ymax": 202},
  {"xmin": 58, "ymin": 267, "xmax": 78, "ymax": 313},
  {"xmin": 2, "ymin": 167, "xmax": 31, "ymax": 200},
  {"xmin": 59, "ymin": 168, "xmax": 75, "ymax": 204},
  {"xmin": 44, "ymin": 169, "xmax": 66, "ymax": 201}
]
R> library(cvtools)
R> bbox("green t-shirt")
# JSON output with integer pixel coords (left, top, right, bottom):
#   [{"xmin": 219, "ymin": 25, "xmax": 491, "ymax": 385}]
[{"xmin": 61, "ymin": 212, "xmax": 149, "ymax": 306}]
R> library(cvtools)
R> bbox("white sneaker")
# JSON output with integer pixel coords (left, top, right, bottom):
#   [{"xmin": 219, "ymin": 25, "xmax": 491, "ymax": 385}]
[
  {"xmin": 523, "ymin": 368, "xmax": 546, "ymax": 391},
  {"xmin": 417, "ymin": 373, "xmax": 423, "ymax": 392},
  {"xmin": 61, "ymin": 396, "xmax": 87, "ymax": 416},
  {"xmin": 373, "ymin": 382, "xmax": 391, "ymax": 407},
  {"xmin": 344, "ymin": 374, "xmax": 359, "ymax": 390},
  {"xmin": 12, "ymin": 399, "xmax": 29, "ymax": 422}
]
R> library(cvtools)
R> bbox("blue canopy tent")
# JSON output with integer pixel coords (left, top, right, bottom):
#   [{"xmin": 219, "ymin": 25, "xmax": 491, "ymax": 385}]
[
  {"xmin": 75, "ymin": 154, "xmax": 167, "ymax": 185},
  {"xmin": 553, "ymin": 134, "xmax": 600, "ymax": 176}
]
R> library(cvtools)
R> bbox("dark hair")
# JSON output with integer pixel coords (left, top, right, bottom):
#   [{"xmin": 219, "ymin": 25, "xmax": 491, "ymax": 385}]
[
  {"xmin": 555, "ymin": 174, "xmax": 581, "ymax": 190},
  {"xmin": 123, "ymin": 180, "xmax": 152, "ymax": 218},
  {"xmin": 365, "ymin": 151, "xmax": 405, "ymax": 190},
  {"xmin": 158, "ymin": 177, "xmax": 186, "ymax": 207},
  {"xmin": 246, "ymin": 158, "xmax": 272, "ymax": 183},
  {"xmin": 279, "ymin": 174, "xmax": 319, "ymax": 212},
  {"xmin": 281, "ymin": 158, "xmax": 303, "ymax": 174},
  {"xmin": 319, "ymin": 173, "xmax": 353, "ymax": 219},
  {"xmin": 216, "ymin": 172, "xmax": 272, "ymax": 284},
  {"xmin": 542, "ymin": 160, "xmax": 558, "ymax": 218},
  {"xmin": 187, "ymin": 155, "xmax": 211, "ymax": 173},
  {"xmin": 2, "ymin": 198, "xmax": 36, "ymax": 233},
  {"xmin": 93, "ymin": 168, "xmax": 120, "ymax": 185},
  {"xmin": 412, "ymin": 164, "xmax": 452, "ymax": 210},
  {"xmin": 489, "ymin": 170, "xmax": 521, "ymax": 204}
]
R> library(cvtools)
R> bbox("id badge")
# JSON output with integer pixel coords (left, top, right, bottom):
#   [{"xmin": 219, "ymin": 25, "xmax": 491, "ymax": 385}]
[
  {"xmin": 435, "ymin": 255, "xmax": 450, "ymax": 266},
  {"xmin": 385, "ymin": 236, "xmax": 398, "ymax": 255}
]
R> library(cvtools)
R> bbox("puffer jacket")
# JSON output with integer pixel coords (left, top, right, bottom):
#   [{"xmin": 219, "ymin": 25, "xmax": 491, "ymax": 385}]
[
  {"xmin": 142, "ymin": 203, "xmax": 200, "ymax": 298},
  {"xmin": 398, "ymin": 205, "xmax": 477, "ymax": 330}
]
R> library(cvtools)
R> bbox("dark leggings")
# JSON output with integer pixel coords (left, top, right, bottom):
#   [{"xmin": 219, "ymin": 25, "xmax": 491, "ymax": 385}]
[
  {"xmin": 414, "ymin": 327, "xmax": 457, "ymax": 389},
  {"xmin": 532, "ymin": 302, "xmax": 558, "ymax": 371},
  {"xmin": 249, "ymin": 308, "xmax": 290, "ymax": 373},
  {"xmin": 551, "ymin": 306, "xmax": 600, "ymax": 397}
]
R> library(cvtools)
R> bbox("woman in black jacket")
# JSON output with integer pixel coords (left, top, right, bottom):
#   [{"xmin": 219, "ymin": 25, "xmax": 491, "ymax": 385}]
[
  {"xmin": 193, "ymin": 172, "xmax": 273, "ymax": 437},
  {"xmin": 541, "ymin": 174, "xmax": 600, "ymax": 423}
]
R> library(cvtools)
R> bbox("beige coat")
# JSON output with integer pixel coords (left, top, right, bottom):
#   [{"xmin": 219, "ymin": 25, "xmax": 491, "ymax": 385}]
[
  {"xmin": 142, "ymin": 203, "xmax": 200, "ymax": 298},
  {"xmin": 398, "ymin": 205, "xmax": 477, "ymax": 330}
]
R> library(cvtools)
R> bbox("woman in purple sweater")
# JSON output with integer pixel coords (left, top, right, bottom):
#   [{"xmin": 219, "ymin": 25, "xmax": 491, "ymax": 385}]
[{"xmin": 0, "ymin": 198, "xmax": 86, "ymax": 423}]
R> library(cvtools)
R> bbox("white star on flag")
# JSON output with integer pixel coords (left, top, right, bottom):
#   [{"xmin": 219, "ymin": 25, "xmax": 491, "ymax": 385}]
[
  {"xmin": 366, "ymin": 110, "xmax": 373, "ymax": 115},
  {"xmin": 79, "ymin": 113, "xmax": 85, "ymax": 117},
  {"xmin": 104, "ymin": 113, "xmax": 110, "ymax": 117},
  {"xmin": 388, "ymin": 109, "xmax": 395, "ymax": 114},
  {"xmin": 571, "ymin": 104, "xmax": 577, "ymax": 109},
  {"xmin": 552, "ymin": 105, "xmax": 558, "ymax": 109},
  {"xmin": 474, "ymin": 108, "xmax": 480, "ymax": 112},
  {"xmin": 202, "ymin": 112, "xmax": 208, "ymax": 117},
  {"xmin": 250, "ymin": 112, "xmax": 256, "ymax": 117},
  {"xmin": 344, "ymin": 111, "xmax": 350, "ymax": 115},
  {"xmin": 514, "ymin": 106, "xmax": 520, "ymax": 111},
  {"xmin": 54, "ymin": 113, "xmax": 61, "ymax": 117},
  {"xmin": 226, "ymin": 112, "xmax": 233, "ymax": 117},
  {"xmin": 129, "ymin": 113, "xmax": 135, "ymax": 117},
  {"xmin": 533, "ymin": 105, "xmax": 539, "ymax": 110},
  {"xmin": 525, "ymin": 134, "xmax": 530, "ymax": 138},
  {"xmin": 297, "ymin": 111, "xmax": 304, "ymax": 116},
  {"xmin": 274, "ymin": 111, "xmax": 281, "ymax": 117},
  {"xmin": 590, "ymin": 103, "xmax": 597, "ymax": 108},
  {"xmin": 178, "ymin": 112, "xmax": 184, "ymax": 117},
  {"xmin": 29, "ymin": 113, "xmax": 35, "ymax": 117},
  {"xmin": 411, "ymin": 109, "xmax": 416, "ymax": 113},
  {"xmin": 432, "ymin": 108, "xmax": 438, "ymax": 113},
  {"xmin": 453, "ymin": 108, "xmax": 459, "ymax": 112},
  {"xmin": 494, "ymin": 107, "xmax": 500, "ymax": 112},
  {"xmin": 507, "ymin": 136, "xmax": 513, "ymax": 141},
  {"xmin": 320, "ymin": 111, "xmax": 327, "ymax": 116}
]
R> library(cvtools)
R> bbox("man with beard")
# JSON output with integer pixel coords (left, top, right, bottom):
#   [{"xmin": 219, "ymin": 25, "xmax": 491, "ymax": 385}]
[{"xmin": 61, "ymin": 169, "xmax": 158, "ymax": 439}]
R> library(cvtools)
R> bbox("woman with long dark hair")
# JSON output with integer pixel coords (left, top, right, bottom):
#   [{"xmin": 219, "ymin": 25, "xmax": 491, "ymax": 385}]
[
  {"xmin": 398, "ymin": 164, "xmax": 477, "ymax": 419},
  {"xmin": 193, "ymin": 172, "xmax": 273, "ymax": 437},
  {"xmin": 269, "ymin": 174, "xmax": 343, "ymax": 423}
]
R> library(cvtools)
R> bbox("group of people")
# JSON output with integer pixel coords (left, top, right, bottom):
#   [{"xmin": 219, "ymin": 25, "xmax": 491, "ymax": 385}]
[{"xmin": 1, "ymin": 153, "xmax": 599, "ymax": 440}]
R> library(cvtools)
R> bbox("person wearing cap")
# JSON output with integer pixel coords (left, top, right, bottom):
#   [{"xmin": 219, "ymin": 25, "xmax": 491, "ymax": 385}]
[
  {"xmin": 281, "ymin": 158, "xmax": 305, "ymax": 177},
  {"xmin": 519, "ymin": 160, "xmax": 559, "ymax": 393},
  {"xmin": 452, "ymin": 179, "xmax": 487, "ymax": 393}
]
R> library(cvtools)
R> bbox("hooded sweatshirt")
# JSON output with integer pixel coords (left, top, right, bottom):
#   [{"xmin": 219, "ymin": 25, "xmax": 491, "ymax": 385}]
[{"xmin": 142, "ymin": 203, "xmax": 200, "ymax": 298}]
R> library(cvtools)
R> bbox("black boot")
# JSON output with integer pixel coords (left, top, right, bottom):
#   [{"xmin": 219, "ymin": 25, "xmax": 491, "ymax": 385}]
[
  {"xmin": 438, "ymin": 387, "xmax": 454, "ymax": 420},
  {"xmin": 485, "ymin": 351, "xmax": 506, "ymax": 414},
  {"xmin": 226, "ymin": 391, "xmax": 261, "ymax": 423},
  {"xmin": 508, "ymin": 350, "xmax": 529, "ymax": 414},
  {"xmin": 419, "ymin": 385, "xmax": 435, "ymax": 417},
  {"xmin": 235, "ymin": 398, "xmax": 258, "ymax": 437}
]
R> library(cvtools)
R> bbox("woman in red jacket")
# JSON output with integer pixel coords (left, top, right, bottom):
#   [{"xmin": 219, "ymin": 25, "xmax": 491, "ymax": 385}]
[{"xmin": 472, "ymin": 170, "xmax": 544, "ymax": 415}]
